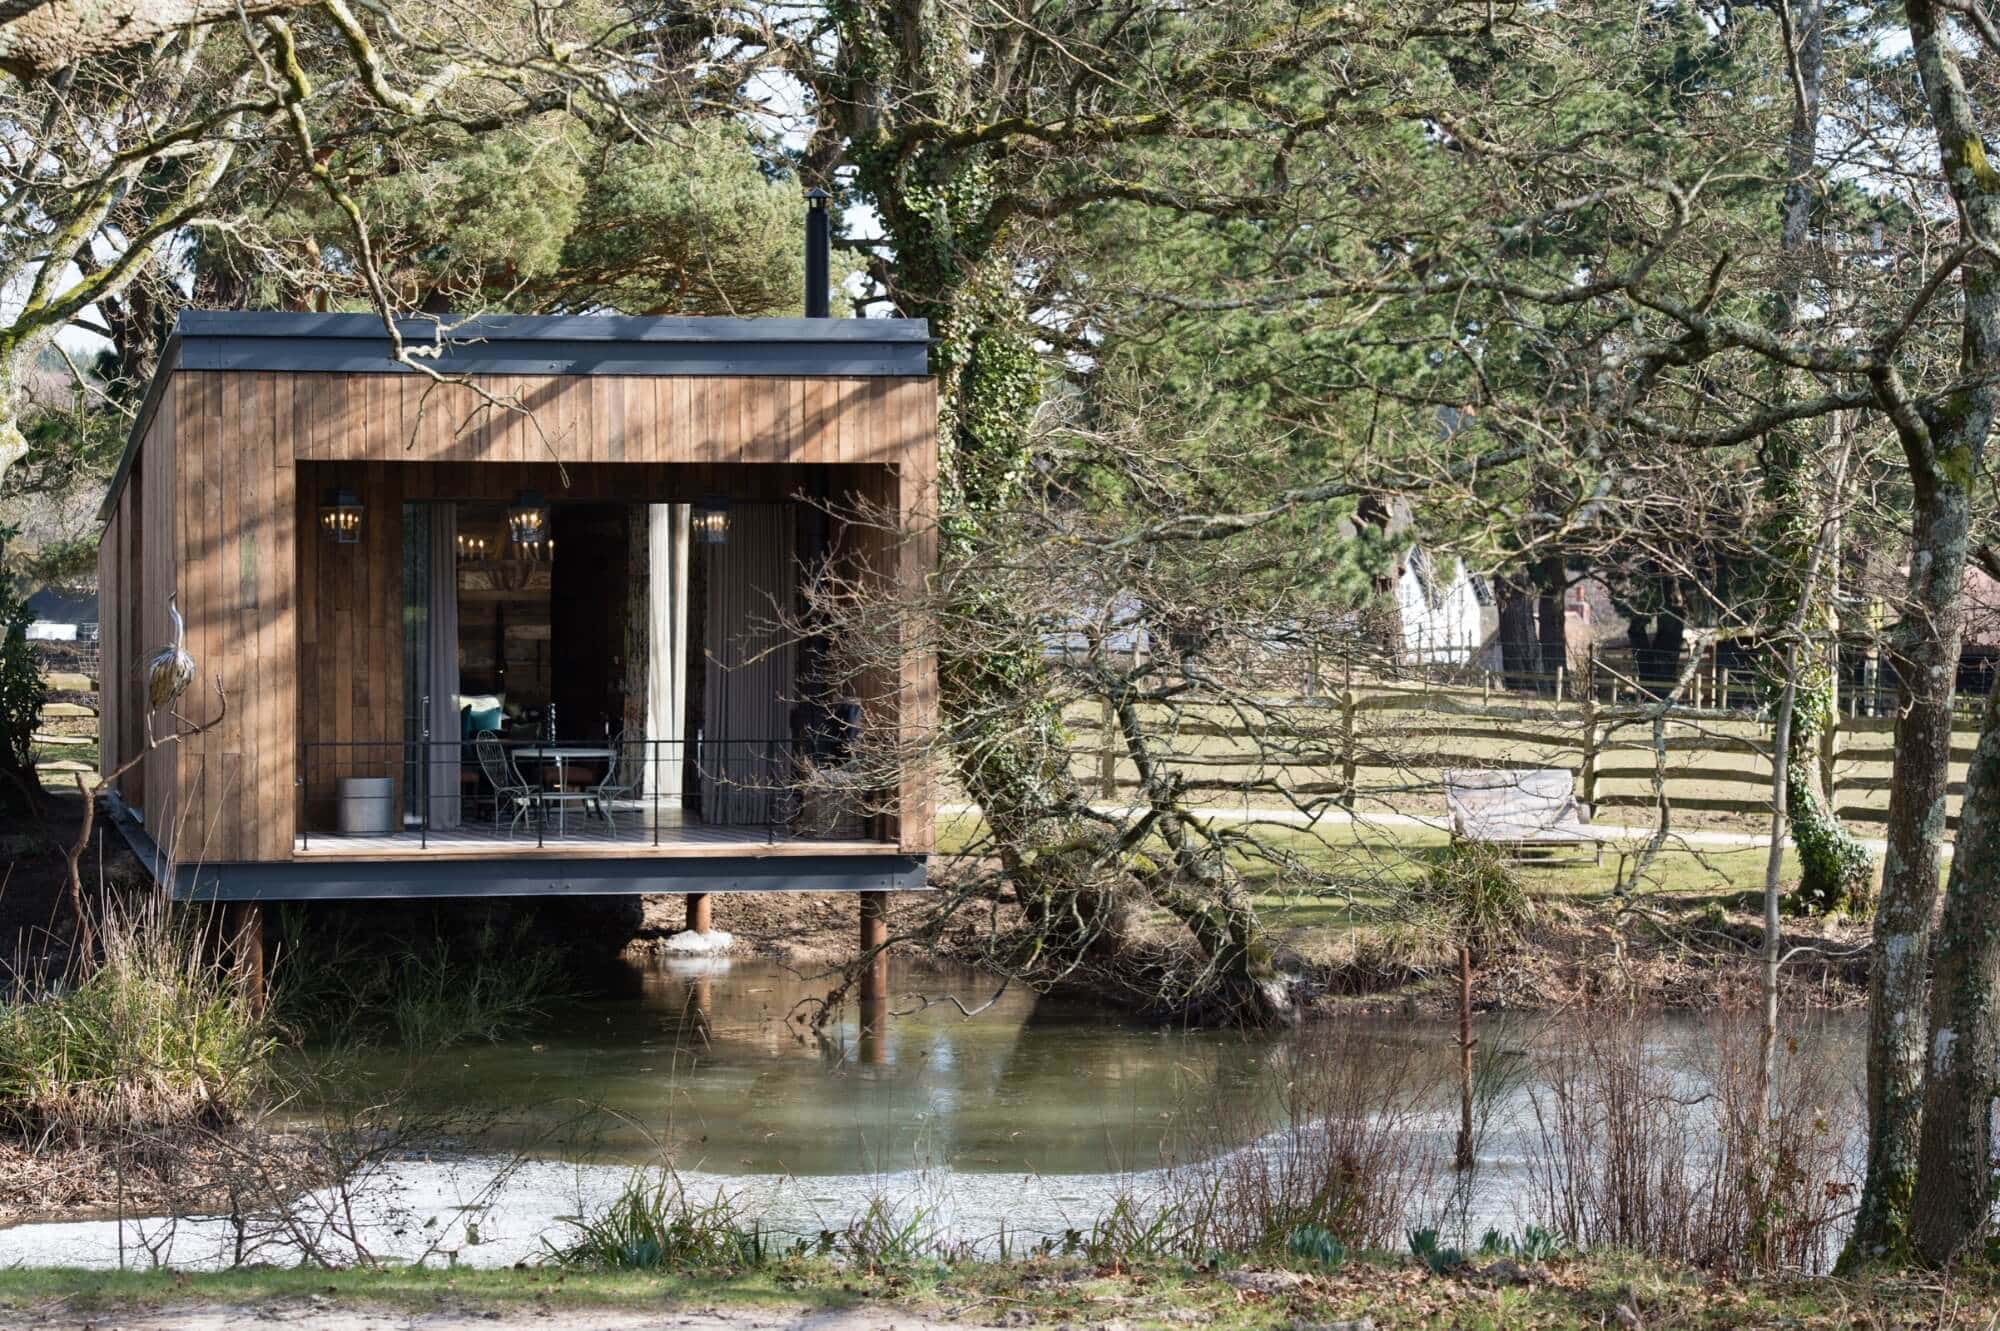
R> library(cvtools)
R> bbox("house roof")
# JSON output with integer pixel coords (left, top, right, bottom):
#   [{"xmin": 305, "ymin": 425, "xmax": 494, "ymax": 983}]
[
  {"xmin": 98, "ymin": 309, "xmax": 934, "ymax": 521},
  {"xmin": 169, "ymin": 311, "xmax": 932, "ymax": 377},
  {"xmin": 1966, "ymin": 566, "xmax": 2000, "ymax": 650}
]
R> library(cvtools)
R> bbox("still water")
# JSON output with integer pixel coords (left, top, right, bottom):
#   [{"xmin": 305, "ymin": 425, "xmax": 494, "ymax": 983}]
[
  {"xmin": 297, "ymin": 957, "xmax": 1299, "ymax": 1176},
  {"xmin": 0, "ymin": 956, "xmax": 1864, "ymax": 1270}
]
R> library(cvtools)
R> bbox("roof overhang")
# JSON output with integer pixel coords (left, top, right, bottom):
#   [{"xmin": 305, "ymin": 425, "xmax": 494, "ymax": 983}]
[{"xmin": 99, "ymin": 310, "xmax": 932, "ymax": 520}]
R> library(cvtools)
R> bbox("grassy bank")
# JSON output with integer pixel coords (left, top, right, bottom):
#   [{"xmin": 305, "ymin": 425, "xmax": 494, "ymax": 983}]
[
  {"xmin": 930, "ymin": 807, "xmax": 1871, "ymax": 1010},
  {"xmin": 3, "ymin": 1254, "xmax": 1992, "ymax": 1329}
]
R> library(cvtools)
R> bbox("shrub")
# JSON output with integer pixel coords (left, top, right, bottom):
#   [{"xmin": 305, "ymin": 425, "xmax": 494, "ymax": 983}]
[
  {"xmin": 1159, "ymin": 1018, "xmax": 1443, "ymax": 1255},
  {"xmin": 0, "ymin": 895, "xmax": 271, "ymax": 1134},
  {"xmin": 0, "ymin": 526, "xmax": 47, "ymax": 812},
  {"xmin": 1522, "ymin": 1009, "xmax": 1853, "ymax": 1274}
]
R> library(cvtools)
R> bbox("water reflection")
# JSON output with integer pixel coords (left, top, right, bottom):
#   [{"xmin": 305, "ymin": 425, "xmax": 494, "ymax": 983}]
[{"xmin": 305, "ymin": 958, "xmax": 1290, "ymax": 1176}]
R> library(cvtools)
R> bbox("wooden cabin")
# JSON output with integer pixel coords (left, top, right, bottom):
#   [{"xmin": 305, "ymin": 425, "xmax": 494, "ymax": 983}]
[{"xmin": 96, "ymin": 311, "xmax": 936, "ymax": 905}]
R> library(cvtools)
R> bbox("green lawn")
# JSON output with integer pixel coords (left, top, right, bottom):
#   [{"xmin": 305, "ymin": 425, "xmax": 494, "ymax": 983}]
[
  {"xmin": 31, "ymin": 736, "xmax": 99, "ymax": 772},
  {"xmin": 938, "ymin": 806, "xmax": 1797, "ymax": 938},
  {"xmin": 1, "ymin": 1255, "xmax": 1992, "ymax": 1330}
]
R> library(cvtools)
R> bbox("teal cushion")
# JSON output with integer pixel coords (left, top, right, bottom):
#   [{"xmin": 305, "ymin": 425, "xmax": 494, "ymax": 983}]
[{"xmin": 467, "ymin": 705, "xmax": 503, "ymax": 737}]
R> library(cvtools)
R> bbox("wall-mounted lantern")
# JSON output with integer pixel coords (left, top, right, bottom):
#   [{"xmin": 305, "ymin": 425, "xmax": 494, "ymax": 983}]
[
  {"xmin": 319, "ymin": 487, "xmax": 364, "ymax": 544},
  {"xmin": 692, "ymin": 495, "xmax": 730, "ymax": 545},
  {"xmin": 507, "ymin": 490, "xmax": 549, "ymax": 546}
]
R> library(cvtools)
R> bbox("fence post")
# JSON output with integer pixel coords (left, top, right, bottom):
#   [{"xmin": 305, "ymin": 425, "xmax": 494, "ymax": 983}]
[
  {"xmin": 1340, "ymin": 660, "xmax": 1358, "ymax": 813},
  {"xmin": 1555, "ymin": 664, "xmax": 1566, "ymax": 706}
]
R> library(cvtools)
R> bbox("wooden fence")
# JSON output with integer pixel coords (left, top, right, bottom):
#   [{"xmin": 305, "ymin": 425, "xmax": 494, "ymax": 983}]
[{"xmin": 1071, "ymin": 669, "xmax": 1979, "ymax": 832}]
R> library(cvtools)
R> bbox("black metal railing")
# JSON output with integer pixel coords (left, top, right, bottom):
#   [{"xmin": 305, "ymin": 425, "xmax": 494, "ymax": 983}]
[{"xmin": 297, "ymin": 736, "xmax": 877, "ymax": 849}]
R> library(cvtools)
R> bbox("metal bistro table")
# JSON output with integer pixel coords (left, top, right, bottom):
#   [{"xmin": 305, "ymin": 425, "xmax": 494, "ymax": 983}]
[{"xmin": 517, "ymin": 744, "xmax": 613, "ymax": 835}]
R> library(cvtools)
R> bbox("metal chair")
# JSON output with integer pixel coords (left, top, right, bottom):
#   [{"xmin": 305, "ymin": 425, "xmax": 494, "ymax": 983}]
[
  {"xmin": 474, "ymin": 731, "xmax": 541, "ymax": 834},
  {"xmin": 590, "ymin": 730, "xmax": 642, "ymax": 832}
]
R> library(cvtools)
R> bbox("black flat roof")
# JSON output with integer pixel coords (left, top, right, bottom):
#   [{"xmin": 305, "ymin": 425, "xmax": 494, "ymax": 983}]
[
  {"xmin": 173, "ymin": 310, "xmax": 931, "ymax": 376},
  {"xmin": 99, "ymin": 309, "xmax": 932, "ymax": 518}
]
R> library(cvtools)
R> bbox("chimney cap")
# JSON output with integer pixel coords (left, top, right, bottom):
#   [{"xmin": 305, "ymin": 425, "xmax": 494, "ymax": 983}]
[{"xmin": 806, "ymin": 186, "xmax": 830, "ymax": 203}]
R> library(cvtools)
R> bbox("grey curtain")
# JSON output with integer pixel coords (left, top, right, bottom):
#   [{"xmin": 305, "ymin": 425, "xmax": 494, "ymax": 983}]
[
  {"xmin": 426, "ymin": 502, "xmax": 462, "ymax": 829},
  {"xmin": 701, "ymin": 503, "xmax": 796, "ymax": 824}
]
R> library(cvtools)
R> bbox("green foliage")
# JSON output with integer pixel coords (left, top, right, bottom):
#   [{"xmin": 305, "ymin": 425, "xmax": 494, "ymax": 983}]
[
  {"xmin": 270, "ymin": 911, "xmax": 565, "ymax": 1052},
  {"xmin": 3, "ymin": 384, "xmax": 126, "ymax": 501},
  {"xmin": 8, "ymin": 535, "xmax": 97, "ymax": 587},
  {"xmin": 1408, "ymin": 1226, "xmax": 1464, "ymax": 1274},
  {"xmin": 1478, "ymin": 1226, "xmax": 1563, "ymax": 1262},
  {"xmin": 0, "ymin": 527, "xmax": 47, "ymax": 811},
  {"xmin": 550, "ymin": 122, "xmax": 817, "ymax": 316},
  {"xmin": 1406, "ymin": 842, "xmax": 1532, "ymax": 958},
  {"xmin": 264, "ymin": 115, "xmax": 808, "ymax": 317},
  {"xmin": 547, "ymin": 1170, "xmax": 770, "ymax": 1271},
  {"xmin": 0, "ymin": 898, "xmax": 273, "ymax": 1134},
  {"xmin": 1286, "ymin": 1223, "xmax": 1348, "ymax": 1270},
  {"xmin": 840, "ymin": 1195, "xmax": 950, "ymax": 1268},
  {"xmin": 1786, "ymin": 759, "xmax": 1875, "ymax": 916}
]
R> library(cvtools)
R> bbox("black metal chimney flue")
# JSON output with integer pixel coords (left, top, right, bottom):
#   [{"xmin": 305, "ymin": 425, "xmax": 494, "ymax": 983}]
[{"xmin": 805, "ymin": 187, "xmax": 831, "ymax": 318}]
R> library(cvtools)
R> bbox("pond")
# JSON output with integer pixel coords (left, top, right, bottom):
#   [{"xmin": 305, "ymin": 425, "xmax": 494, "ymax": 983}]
[
  {"xmin": 0, "ymin": 956, "xmax": 1865, "ymax": 1271},
  {"xmin": 307, "ymin": 957, "xmax": 1298, "ymax": 1177}
]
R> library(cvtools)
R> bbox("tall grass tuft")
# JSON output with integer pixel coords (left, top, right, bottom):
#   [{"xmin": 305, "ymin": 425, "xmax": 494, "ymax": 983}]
[
  {"xmin": 546, "ymin": 1169, "xmax": 769, "ymax": 1270},
  {"xmin": 0, "ymin": 893, "xmax": 271, "ymax": 1135}
]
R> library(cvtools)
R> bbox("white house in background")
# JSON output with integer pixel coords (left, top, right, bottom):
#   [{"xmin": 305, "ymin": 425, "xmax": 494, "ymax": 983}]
[{"xmin": 1396, "ymin": 546, "xmax": 1485, "ymax": 665}]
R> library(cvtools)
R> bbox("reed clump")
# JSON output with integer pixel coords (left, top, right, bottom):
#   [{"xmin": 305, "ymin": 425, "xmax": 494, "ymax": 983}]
[
  {"xmin": 1522, "ymin": 1008, "xmax": 1854, "ymax": 1274},
  {"xmin": 1157, "ymin": 1018, "xmax": 1443, "ymax": 1256},
  {"xmin": 272, "ymin": 910, "xmax": 566, "ymax": 1052},
  {"xmin": 546, "ymin": 1170, "xmax": 771, "ymax": 1271},
  {"xmin": 0, "ymin": 893, "xmax": 271, "ymax": 1136}
]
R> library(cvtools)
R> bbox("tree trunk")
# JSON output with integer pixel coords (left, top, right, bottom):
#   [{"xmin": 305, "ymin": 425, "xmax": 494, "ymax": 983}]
[
  {"xmin": 1456, "ymin": 942, "xmax": 1475, "ymax": 1171},
  {"xmin": 0, "ymin": 0, "xmax": 314, "ymax": 81},
  {"xmin": 1760, "ymin": 654, "xmax": 1797, "ymax": 1129},
  {"xmin": 1911, "ymin": 670, "xmax": 2000, "ymax": 1266},
  {"xmin": 1533, "ymin": 553, "xmax": 1568, "ymax": 698},
  {"xmin": 1496, "ymin": 574, "xmax": 1538, "ymax": 694},
  {"xmin": 1786, "ymin": 721, "xmax": 1871, "ymax": 914},
  {"xmin": 1844, "ymin": 479, "xmax": 1972, "ymax": 1266},
  {"xmin": 1845, "ymin": 0, "xmax": 2000, "ymax": 1262}
]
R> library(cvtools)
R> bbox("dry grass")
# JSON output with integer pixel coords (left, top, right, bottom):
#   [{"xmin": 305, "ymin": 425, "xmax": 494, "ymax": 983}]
[{"xmin": 0, "ymin": 893, "xmax": 271, "ymax": 1137}]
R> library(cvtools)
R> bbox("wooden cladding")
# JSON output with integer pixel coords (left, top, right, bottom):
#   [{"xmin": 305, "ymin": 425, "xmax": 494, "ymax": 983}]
[
  {"xmin": 104, "ymin": 369, "xmax": 938, "ymax": 865},
  {"xmin": 284, "ymin": 373, "xmax": 929, "ymax": 468}
]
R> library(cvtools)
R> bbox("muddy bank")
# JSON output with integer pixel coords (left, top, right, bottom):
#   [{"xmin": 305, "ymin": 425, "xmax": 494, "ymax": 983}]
[
  {"xmin": 670, "ymin": 882, "xmax": 1871, "ymax": 1017},
  {"xmin": 0, "ymin": 1129, "xmax": 328, "ymax": 1229}
]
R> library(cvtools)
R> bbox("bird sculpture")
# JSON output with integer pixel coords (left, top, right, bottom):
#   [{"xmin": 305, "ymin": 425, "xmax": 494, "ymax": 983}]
[{"xmin": 146, "ymin": 592, "xmax": 196, "ymax": 717}]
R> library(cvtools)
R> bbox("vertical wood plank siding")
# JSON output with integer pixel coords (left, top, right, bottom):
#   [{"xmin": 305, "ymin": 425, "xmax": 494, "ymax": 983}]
[{"xmin": 126, "ymin": 371, "xmax": 936, "ymax": 862}]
